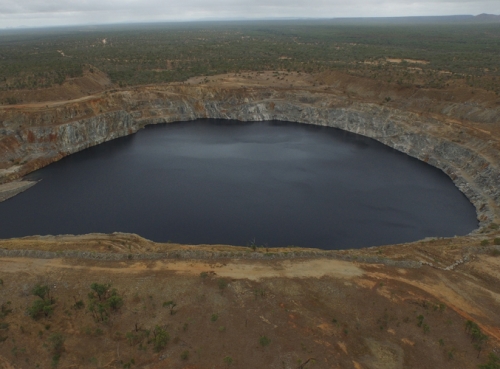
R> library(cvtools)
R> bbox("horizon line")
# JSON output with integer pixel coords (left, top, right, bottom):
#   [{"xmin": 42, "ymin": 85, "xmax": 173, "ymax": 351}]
[{"xmin": 2, "ymin": 13, "xmax": 499, "ymax": 31}]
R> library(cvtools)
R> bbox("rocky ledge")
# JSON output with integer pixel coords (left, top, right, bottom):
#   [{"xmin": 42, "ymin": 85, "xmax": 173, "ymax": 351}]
[{"xmin": 0, "ymin": 84, "xmax": 499, "ymax": 229}]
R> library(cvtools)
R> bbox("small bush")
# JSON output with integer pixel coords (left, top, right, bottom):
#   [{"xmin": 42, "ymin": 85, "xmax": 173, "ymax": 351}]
[
  {"xmin": 0, "ymin": 302, "xmax": 12, "ymax": 318},
  {"xmin": 494, "ymin": 238, "xmax": 500, "ymax": 246},
  {"xmin": 108, "ymin": 294, "xmax": 123, "ymax": 311},
  {"xmin": 218, "ymin": 279, "xmax": 228, "ymax": 294},
  {"xmin": 181, "ymin": 350, "xmax": 189, "ymax": 360},
  {"xmin": 162, "ymin": 300, "xmax": 176, "ymax": 315},
  {"xmin": 48, "ymin": 333, "xmax": 65, "ymax": 368},
  {"xmin": 259, "ymin": 335, "xmax": 271, "ymax": 347},
  {"xmin": 211, "ymin": 314, "xmax": 218, "ymax": 322},
  {"xmin": 417, "ymin": 315, "xmax": 424, "ymax": 327},
  {"xmin": 481, "ymin": 239, "xmax": 489, "ymax": 246},
  {"xmin": 73, "ymin": 300, "xmax": 84, "ymax": 310},
  {"xmin": 479, "ymin": 353, "xmax": 500, "ymax": 369},
  {"xmin": 5, "ymin": 97, "xmax": 18, "ymax": 105}
]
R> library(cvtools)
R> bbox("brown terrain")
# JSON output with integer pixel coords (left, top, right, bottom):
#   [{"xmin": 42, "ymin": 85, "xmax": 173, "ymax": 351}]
[{"xmin": 1, "ymin": 70, "xmax": 500, "ymax": 368}]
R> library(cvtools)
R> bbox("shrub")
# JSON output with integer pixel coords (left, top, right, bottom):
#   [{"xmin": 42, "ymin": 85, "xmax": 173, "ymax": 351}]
[
  {"xmin": 479, "ymin": 353, "xmax": 500, "ymax": 369},
  {"xmin": 259, "ymin": 335, "xmax": 271, "ymax": 347},
  {"xmin": 0, "ymin": 302, "xmax": 12, "ymax": 318},
  {"xmin": 211, "ymin": 314, "xmax": 218, "ymax": 322},
  {"xmin": 108, "ymin": 294, "xmax": 123, "ymax": 311},
  {"xmin": 494, "ymin": 238, "xmax": 500, "ymax": 246},
  {"xmin": 5, "ymin": 97, "xmax": 18, "ymax": 105},
  {"xmin": 218, "ymin": 279, "xmax": 228, "ymax": 294},
  {"xmin": 162, "ymin": 300, "xmax": 177, "ymax": 315},
  {"xmin": 181, "ymin": 350, "xmax": 189, "ymax": 360},
  {"xmin": 465, "ymin": 320, "xmax": 488, "ymax": 358},
  {"xmin": 223, "ymin": 356, "xmax": 233, "ymax": 366},
  {"xmin": 417, "ymin": 315, "xmax": 424, "ymax": 327},
  {"xmin": 481, "ymin": 239, "xmax": 489, "ymax": 246},
  {"xmin": 48, "ymin": 333, "xmax": 65, "ymax": 368},
  {"xmin": 73, "ymin": 300, "xmax": 85, "ymax": 310},
  {"xmin": 32, "ymin": 284, "xmax": 51, "ymax": 301}
]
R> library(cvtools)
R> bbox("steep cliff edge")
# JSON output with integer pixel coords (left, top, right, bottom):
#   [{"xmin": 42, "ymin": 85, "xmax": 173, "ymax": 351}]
[{"xmin": 1, "ymin": 84, "xmax": 499, "ymax": 229}]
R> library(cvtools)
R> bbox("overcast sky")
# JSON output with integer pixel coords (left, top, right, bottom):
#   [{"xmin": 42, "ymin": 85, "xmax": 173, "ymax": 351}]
[{"xmin": 1, "ymin": 0, "xmax": 499, "ymax": 28}]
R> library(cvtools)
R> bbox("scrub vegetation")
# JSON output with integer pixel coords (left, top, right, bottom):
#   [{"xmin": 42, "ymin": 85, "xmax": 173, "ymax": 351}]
[{"xmin": 0, "ymin": 18, "xmax": 499, "ymax": 95}]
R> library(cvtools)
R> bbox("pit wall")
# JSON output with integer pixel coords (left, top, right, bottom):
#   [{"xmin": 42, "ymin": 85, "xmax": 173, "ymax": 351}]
[{"xmin": 0, "ymin": 87, "xmax": 499, "ymax": 227}]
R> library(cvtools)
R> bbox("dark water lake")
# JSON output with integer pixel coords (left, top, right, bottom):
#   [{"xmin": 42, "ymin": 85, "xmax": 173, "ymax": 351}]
[{"xmin": 0, "ymin": 119, "xmax": 478, "ymax": 249}]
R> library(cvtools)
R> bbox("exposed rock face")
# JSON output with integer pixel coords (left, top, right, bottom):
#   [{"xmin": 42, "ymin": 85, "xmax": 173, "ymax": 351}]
[{"xmin": 1, "ymin": 85, "xmax": 499, "ymax": 227}]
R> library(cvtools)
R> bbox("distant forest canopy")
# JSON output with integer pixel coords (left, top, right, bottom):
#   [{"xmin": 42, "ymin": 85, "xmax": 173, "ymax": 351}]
[{"xmin": 0, "ymin": 17, "xmax": 499, "ymax": 93}]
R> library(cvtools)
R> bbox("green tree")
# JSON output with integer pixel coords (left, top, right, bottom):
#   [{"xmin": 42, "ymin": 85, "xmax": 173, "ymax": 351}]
[
  {"xmin": 108, "ymin": 290, "xmax": 123, "ymax": 311},
  {"xmin": 153, "ymin": 325, "xmax": 169, "ymax": 352},
  {"xmin": 88, "ymin": 284, "xmax": 122, "ymax": 321},
  {"xmin": 28, "ymin": 284, "xmax": 54, "ymax": 320},
  {"xmin": 90, "ymin": 283, "xmax": 110, "ymax": 300},
  {"xmin": 28, "ymin": 299, "xmax": 54, "ymax": 319},
  {"xmin": 32, "ymin": 284, "xmax": 51, "ymax": 301}
]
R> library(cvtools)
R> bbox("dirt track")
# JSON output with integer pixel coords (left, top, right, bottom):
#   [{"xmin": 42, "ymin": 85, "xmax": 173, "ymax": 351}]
[{"xmin": 0, "ymin": 257, "xmax": 364, "ymax": 280}]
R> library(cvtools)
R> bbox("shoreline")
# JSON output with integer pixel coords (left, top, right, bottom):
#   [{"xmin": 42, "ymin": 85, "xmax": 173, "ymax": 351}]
[{"xmin": 0, "ymin": 179, "xmax": 38, "ymax": 203}]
